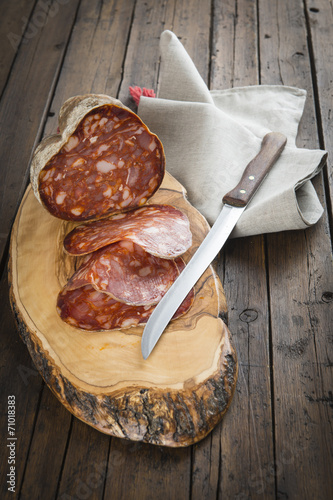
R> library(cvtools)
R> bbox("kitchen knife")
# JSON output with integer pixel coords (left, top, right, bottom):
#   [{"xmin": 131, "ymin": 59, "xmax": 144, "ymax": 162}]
[{"xmin": 141, "ymin": 132, "xmax": 287, "ymax": 359}]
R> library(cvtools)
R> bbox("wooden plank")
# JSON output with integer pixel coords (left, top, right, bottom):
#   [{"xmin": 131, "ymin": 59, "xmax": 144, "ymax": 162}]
[
  {"xmin": 212, "ymin": 0, "xmax": 259, "ymax": 88},
  {"xmin": 169, "ymin": 0, "xmax": 211, "ymax": 84},
  {"xmin": 210, "ymin": 1, "xmax": 276, "ymax": 498},
  {"xmin": 44, "ymin": 0, "xmax": 136, "ymax": 136},
  {"xmin": 104, "ymin": 439, "xmax": 191, "ymax": 500},
  {"xmin": 117, "ymin": 0, "xmax": 211, "ymax": 105},
  {"xmin": 0, "ymin": 0, "xmax": 80, "ymax": 267},
  {"xmin": 305, "ymin": 0, "xmax": 333, "ymax": 221},
  {"xmin": 210, "ymin": 0, "xmax": 236, "ymax": 89},
  {"xmin": 56, "ymin": 420, "xmax": 110, "ymax": 500},
  {"xmin": 0, "ymin": 268, "xmax": 44, "ymax": 496},
  {"xmin": 191, "ymin": 426, "xmax": 220, "ymax": 500},
  {"xmin": 0, "ymin": 0, "xmax": 36, "ymax": 97},
  {"xmin": 220, "ymin": 237, "xmax": 275, "ymax": 499},
  {"xmin": 19, "ymin": 387, "xmax": 71, "ymax": 500},
  {"xmin": 267, "ymin": 228, "xmax": 333, "ymax": 499},
  {"xmin": 259, "ymin": 0, "xmax": 333, "ymax": 498},
  {"xmin": 117, "ymin": 0, "xmax": 176, "ymax": 107}
]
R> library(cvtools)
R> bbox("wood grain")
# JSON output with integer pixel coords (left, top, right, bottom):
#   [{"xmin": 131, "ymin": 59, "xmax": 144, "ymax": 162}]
[
  {"xmin": 19, "ymin": 386, "xmax": 71, "ymax": 500},
  {"xmin": 305, "ymin": 0, "xmax": 333, "ymax": 221},
  {"xmin": 0, "ymin": 271, "xmax": 44, "ymax": 495},
  {"xmin": 222, "ymin": 132, "xmax": 287, "ymax": 207},
  {"xmin": 0, "ymin": 0, "xmax": 36, "ymax": 96},
  {"xmin": 213, "ymin": 2, "xmax": 276, "ymax": 499},
  {"xmin": 56, "ymin": 419, "xmax": 110, "ymax": 500},
  {"xmin": 259, "ymin": 0, "xmax": 333, "ymax": 497},
  {"xmin": 9, "ymin": 172, "xmax": 237, "ymax": 447},
  {"xmin": 44, "ymin": 0, "xmax": 136, "ymax": 137},
  {"xmin": 1, "ymin": 0, "xmax": 331, "ymax": 497},
  {"xmin": 104, "ymin": 439, "xmax": 191, "ymax": 500},
  {"xmin": 0, "ymin": 0, "xmax": 80, "ymax": 265},
  {"xmin": 117, "ymin": 0, "xmax": 177, "ymax": 106}
]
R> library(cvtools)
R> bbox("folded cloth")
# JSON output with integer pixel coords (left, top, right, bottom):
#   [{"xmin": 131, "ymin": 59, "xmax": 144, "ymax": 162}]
[{"xmin": 138, "ymin": 30, "xmax": 327, "ymax": 237}]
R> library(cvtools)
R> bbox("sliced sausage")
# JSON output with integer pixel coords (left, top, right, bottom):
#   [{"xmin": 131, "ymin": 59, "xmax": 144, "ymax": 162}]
[
  {"xmin": 64, "ymin": 204, "xmax": 192, "ymax": 259},
  {"xmin": 63, "ymin": 240, "xmax": 183, "ymax": 306},
  {"xmin": 57, "ymin": 241, "xmax": 193, "ymax": 331},
  {"xmin": 57, "ymin": 283, "xmax": 194, "ymax": 331}
]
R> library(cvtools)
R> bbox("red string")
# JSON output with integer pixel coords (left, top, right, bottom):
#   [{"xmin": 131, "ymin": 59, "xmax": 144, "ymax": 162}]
[{"xmin": 129, "ymin": 86, "xmax": 156, "ymax": 106}]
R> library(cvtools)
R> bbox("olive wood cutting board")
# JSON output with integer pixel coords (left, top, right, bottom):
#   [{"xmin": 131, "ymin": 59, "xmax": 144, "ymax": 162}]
[{"xmin": 9, "ymin": 171, "xmax": 237, "ymax": 447}]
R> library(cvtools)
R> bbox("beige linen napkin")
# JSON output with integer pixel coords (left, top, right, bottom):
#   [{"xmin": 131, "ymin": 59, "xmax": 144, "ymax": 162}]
[{"xmin": 138, "ymin": 30, "xmax": 327, "ymax": 237}]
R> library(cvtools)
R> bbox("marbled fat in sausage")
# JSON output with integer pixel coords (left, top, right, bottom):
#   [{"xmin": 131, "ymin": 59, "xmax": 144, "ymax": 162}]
[
  {"xmin": 63, "ymin": 240, "xmax": 183, "ymax": 306},
  {"xmin": 57, "ymin": 241, "xmax": 194, "ymax": 331},
  {"xmin": 64, "ymin": 204, "xmax": 192, "ymax": 259},
  {"xmin": 57, "ymin": 284, "xmax": 194, "ymax": 331},
  {"xmin": 38, "ymin": 104, "xmax": 165, "ymax": 221}
]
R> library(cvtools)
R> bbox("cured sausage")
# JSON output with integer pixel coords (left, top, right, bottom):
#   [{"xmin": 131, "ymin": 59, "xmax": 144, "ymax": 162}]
[
  {"xmin": 57, "ymin": 241, "xmax": 194, "ymax": 331},
  {"xmin": 38, "ymin": 104, "xmax": 164, "ymax": 220},
  {"xmin": 30, "ymin": 94, "xmax": 165, "ymax": 221},
  {"xmin": 62, "ymin": 240, "xmax": 184, "ymax": 306},
  {"xmin": 64, "ymin": 204, "xmax": 192, "ymax": 259},
  {"xmin": 57, "ymin": 284, "xmax": 194, "ymax": 331}
]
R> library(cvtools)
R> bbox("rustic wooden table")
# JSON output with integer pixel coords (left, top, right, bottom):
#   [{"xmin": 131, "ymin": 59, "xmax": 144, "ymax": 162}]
[{"xmin": 1, "ymin": 1, "xmax": 332, "ymax": 499}]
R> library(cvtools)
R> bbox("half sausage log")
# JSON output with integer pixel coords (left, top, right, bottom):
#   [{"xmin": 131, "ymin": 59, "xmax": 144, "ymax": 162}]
[{"xmin": 30, "ymin": 94, "xmax": 165, "ymax": 221}]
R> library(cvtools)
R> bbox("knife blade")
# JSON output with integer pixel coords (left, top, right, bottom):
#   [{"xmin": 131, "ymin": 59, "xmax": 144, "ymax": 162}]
[{"xmin": 141, "ymin": 131, "xmax": 287, "ymax": 359}]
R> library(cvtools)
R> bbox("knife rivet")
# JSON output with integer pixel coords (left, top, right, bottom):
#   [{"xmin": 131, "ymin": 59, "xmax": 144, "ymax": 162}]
[
  {"xmin": 249, "ymin": 175, "xmax": 255, "ymax": 180},
  {"xmin": 240, "ymin": 189, "xmax": 246, "ymax": 194}
]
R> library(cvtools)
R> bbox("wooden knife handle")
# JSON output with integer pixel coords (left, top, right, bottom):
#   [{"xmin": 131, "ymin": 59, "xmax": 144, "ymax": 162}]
[{"xmin": 222, "ymin": 132, "xmax": 287, "ymax": 207}]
